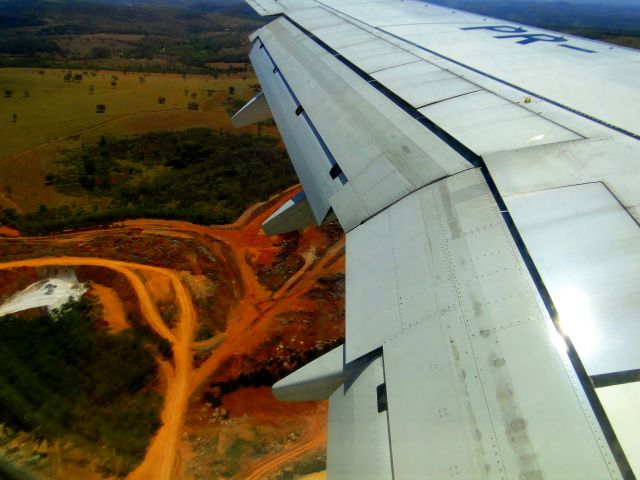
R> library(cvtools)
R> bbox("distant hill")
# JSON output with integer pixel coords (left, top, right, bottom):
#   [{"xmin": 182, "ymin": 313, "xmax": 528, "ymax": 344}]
[
  {"xmin": 0, "ymin": 0, "xmax": 245, "ymax": 5},
  {"xmin": 0, "ymin": 0, "xmax": 264, "ymax": 71},
  {"xmin": 0, "ymin": 0, "xmax": 254, "ymax": 16},
  {"xmin": 65, "ymin": 0, "xmax": 640, "ymax": 5},
  {"xmin": 45, "ymin": 0, "xmax": 245, "ymax": 5}
]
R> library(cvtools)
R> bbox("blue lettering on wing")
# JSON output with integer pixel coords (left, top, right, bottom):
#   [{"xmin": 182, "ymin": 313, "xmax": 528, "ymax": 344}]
[
  {"xmin": 495, "ymin": 33, "xmax": 567, "ymax": 45},
  {"xmin": 461, "ymin": 25, "xmax": 596, "ymax": 53},
  {"xmin": 461, "ymin": 25, "xmax": 527, "ymax": 34}
]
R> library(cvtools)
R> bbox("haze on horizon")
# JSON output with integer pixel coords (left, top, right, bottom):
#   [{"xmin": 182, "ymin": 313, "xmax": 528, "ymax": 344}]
[
  {"xmin": 467, "ymin": 0, "xmax": 638, "ymax": 5},
  {"xmin": 429, "ymin": 0, "xmax": 640, "ymax": 7}
]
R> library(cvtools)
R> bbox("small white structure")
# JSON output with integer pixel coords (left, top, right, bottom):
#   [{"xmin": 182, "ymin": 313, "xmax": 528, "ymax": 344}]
[{"xmin": 0, "ymin": 270, "xmax": 87, "ymax": 317}]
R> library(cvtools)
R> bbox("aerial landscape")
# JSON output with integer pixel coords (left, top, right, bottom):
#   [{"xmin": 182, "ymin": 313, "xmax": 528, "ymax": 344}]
[{"xmin": 0, "ymin": 0, "xmax": 639, "ymax": 478}]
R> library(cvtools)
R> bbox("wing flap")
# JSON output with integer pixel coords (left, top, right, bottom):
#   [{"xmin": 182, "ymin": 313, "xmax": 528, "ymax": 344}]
[
  {"xmin": 327, "ymin": 355, "xmax": 393, "ymax": 480},
  {"xmin": 251, "ymin": 17, "xmax": 472, "ymax": 231},
  {"xmin": 348, "ymin": 169, "xmax": 620, "ymax": 478},
  {"xmin": 484, "ymin": 136, "xmax": 640, "ymax": 222},
  {"xmin": 345, "ymin": 169, "xmax": 545, "ymax": 363},
  {"xmin": 597, "ymin": 383, "xmax": 640, "ymax": 475},
  {"xmin": 505, "ymin": 182, "xmax": 640, "ymax": 377},
  {"xmin": 249, "ymin": 38, "xmax": 342, "ymax": 224}
]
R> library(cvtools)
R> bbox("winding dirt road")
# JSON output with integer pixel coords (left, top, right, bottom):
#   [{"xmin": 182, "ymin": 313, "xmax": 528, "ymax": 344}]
[
  {"xmin": 0, "ymin": 257, "xmax": 195, "ymax": 480},
  {"xmin": 0, "ymin": 188, "xmax": 342, "ymax": 479}
]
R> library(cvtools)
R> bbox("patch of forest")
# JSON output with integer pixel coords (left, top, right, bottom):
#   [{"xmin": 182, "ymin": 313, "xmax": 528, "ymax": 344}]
[
  {"xmin": 0, "ymin": 0, "xmax": 264, "ymax": 72},
  {"xmin": 0, "ymin": 128, "xmax": 297, "ymax": 235},
  {"xmin": 0, "ymin": 298, "xmax": 163, "ymax": 476}
]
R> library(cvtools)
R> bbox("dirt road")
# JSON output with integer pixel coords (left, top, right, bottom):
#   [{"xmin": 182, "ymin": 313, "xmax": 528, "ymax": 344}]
[
  {"xmin": 245, "ymin": 434, "xmax": 327, "ymax": 480},
  {"xmin": 91, "ymin": 284, "xmax": 128, "ymax": 332},
  {"xmin": 0, "ymin": 187, "xmax": 343, "ymax": 479},
  {"xmin": 0, "ymin": 257, "xmax": 195, "ymax": 480}
]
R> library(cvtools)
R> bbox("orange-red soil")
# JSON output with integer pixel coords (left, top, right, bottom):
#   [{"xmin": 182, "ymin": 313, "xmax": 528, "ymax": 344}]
[
  {"xmin": 0, "ymin": 187, "xmax": 345, "ymax": 480},
  {"xmin": 90, "ymin": 283, "xmax": 129, "ymax": 332},
  {"xmin": 0, "ymin": 226, "xmax": 19, "ymax": 237}
]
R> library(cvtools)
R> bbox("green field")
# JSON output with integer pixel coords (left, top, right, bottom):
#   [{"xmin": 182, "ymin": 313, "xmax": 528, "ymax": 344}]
[
  {"xmin": 0, "ymin": 67, "xmax": 266, "ymax": 214},
  {"xmin": 0, "ymin": 68, "xmax": 255, "ymax": 159}
]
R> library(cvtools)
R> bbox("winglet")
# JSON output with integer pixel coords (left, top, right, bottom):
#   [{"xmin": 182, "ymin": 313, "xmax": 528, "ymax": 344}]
[
  {"xmin": 273, "ymin": 345, "xmax": 345, "ymax": 401},
  {"xmin": 262, "ymin": 191, "xmax": 317, "ymax": 236}
]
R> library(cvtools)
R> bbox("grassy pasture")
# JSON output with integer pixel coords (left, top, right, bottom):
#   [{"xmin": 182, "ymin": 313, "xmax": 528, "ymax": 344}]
[{"xmin": 0, "ymin": 67, "xmax": 261, "ymax": 212}]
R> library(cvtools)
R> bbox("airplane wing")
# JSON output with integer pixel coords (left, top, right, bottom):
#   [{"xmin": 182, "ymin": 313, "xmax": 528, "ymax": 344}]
[{"xmin": 233, "ymin": 1, "xmax": 640, "ymax": 478}]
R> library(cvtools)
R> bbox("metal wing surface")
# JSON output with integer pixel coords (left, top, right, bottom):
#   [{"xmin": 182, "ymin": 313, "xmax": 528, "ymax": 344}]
[{"xmin": 235, "ymin": 1, "xmax": 640, "ymax": 478}]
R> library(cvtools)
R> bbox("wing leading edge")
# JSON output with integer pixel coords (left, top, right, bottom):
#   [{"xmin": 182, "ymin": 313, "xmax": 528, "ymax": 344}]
[{"xmin": 238, "ymin": 1, "xmax": 640, "ymax": 478}]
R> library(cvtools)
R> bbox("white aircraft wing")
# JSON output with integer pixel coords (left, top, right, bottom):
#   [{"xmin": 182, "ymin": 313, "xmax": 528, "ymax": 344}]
[{"xmin": 233, "ymin": 1, "xmax": 640, "ymax": 478}]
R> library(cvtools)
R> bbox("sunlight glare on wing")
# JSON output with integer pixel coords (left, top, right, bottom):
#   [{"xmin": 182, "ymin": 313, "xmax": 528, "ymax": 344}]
[
  {"xmin": 526, "ymin": 134, "xmax": 546, "ymax": 143},
  {"xmin": 555, "ymin": 287, "xmax": 597, "ymax": 358}
]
